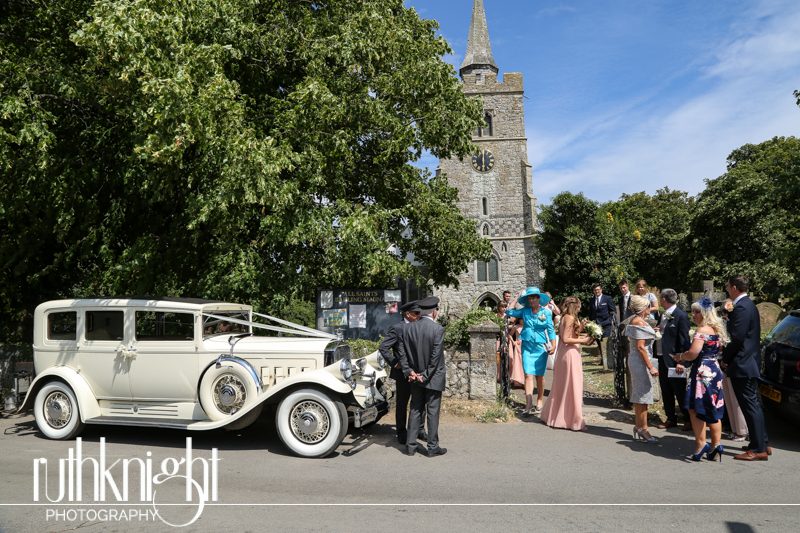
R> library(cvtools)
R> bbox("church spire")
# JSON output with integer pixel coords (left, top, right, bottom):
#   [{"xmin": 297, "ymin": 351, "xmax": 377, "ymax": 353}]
[{"xmin": 460, "ymin": 0, "xmax": 498, "ymax": 77}]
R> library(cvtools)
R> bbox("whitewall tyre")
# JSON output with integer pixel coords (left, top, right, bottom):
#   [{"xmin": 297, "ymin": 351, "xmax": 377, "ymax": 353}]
[
  {"xmin": 199, "ymin": 363, "xmax": 260, "ymax": 422},
  {"xmin": 34, "ymin": 382, "xmax": 85, "ymax": 440},
  {"xmin": 275, "ymin": 389, "xmax": 347, "ymax": 458}
]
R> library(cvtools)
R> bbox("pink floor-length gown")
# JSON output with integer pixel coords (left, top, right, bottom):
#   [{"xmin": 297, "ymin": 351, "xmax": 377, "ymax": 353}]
[
  {"xmin": 508, "ymin": 326, "xmax": 525, "ymax": 388},
  {"xmin": 540, "ymin": 340, "xmax": 586, "ymax": 431}
]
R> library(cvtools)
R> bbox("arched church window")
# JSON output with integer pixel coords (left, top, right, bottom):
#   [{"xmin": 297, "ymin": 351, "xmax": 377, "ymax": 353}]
[
  {"xmin": 501, "ymin": 241, "xmax": 507, "ymax": 252},
  {"xmin": 476, "ymin": 112, "xmax": 493, "ymax": 138},
  {"xmin": 482, "ymin": 197, "xmax": 488, "ymax": 216},
  {"xmin": 476, "ymin": 255, "xmax": 500, "ymax": 283},
  {"xmin": 482, "ymin": 224, "xmax": 490, "ymax": 236}
]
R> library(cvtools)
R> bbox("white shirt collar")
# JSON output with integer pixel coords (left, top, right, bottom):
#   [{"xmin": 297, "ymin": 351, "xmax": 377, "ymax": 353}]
[
  {"xmin": 665, "ymin": 304, "xmax": 677, "ymax": 316},
  {"xmin": 423, "ymin": 315, "xmax": 436, "ymax": 322},
  {"xmin": 733, "ymin": 293, "xmax": 747, "ymax": 305}
]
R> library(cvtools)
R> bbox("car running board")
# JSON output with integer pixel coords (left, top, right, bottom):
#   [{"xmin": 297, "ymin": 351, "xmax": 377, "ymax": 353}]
[{"xmin": 84, "ymin": 416, "xmax": 211, "ymax": 430}]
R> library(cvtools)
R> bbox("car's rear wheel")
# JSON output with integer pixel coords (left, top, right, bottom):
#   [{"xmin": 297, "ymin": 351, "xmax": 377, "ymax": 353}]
[
  {"xmin": 199, "ymin": 363, "xmax": 260, "ymax": 422},
  {"xmin": 275, "ymin": 388, "xmax": 347, "ymax": 458},
  {"xmin": 34, "ymin": 382, "xmax": 85, "ymax": 440}
]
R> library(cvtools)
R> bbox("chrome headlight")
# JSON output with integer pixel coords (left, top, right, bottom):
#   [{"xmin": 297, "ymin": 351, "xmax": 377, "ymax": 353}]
[
  {"xmin": 356, "ymin": 358, "xmax": 368, "ymax": 373},
  {"xmin": 376, "ymin": 352, "xmax": 386, "ymax": 369},
  {"xmin": 339, "ymin": 358, "xmax": 353, "ymax": 381}
]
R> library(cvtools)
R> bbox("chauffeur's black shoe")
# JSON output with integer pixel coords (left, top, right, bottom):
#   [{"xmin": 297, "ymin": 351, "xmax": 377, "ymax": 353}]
[
  {"xmin": 426, "ymin": 447, "xmax": 447, "ymax": 457},
  {"xmin": 405, "ymin": 447, "xmax": 417, "ymax": 457}
]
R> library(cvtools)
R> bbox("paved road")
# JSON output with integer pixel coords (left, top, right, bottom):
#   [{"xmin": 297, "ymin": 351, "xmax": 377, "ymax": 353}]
[{"xmin": 0, "ymin": 402, "xmax": 798, "ymax": 532}]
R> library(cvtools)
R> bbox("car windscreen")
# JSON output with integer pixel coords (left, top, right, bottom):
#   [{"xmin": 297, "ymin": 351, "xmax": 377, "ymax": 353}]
[
  {"xmin": 202, "ymin": 311, "xmax": 250, "ymax": 338},
  {"xmin": 769, "ymin": 315, "xmax": 800, "ymax": 350}
]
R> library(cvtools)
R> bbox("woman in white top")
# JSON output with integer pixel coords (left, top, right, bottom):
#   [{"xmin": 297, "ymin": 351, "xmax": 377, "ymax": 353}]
[{"xmin": 635, "ymin": 279, "xmax": 659, "ymax": 321}]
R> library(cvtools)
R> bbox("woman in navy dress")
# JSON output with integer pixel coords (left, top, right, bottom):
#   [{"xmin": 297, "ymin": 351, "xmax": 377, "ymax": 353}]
[
  {"xmin": 673, "ymin": 297, "xmax": 729, "ymax": 461},
  {"xmin": 506, "ymin": 287, "xmax": 556, "ymax": 415}
]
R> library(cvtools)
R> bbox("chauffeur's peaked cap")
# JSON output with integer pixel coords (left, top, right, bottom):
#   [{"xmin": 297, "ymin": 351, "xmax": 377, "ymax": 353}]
[
  {"xmin": 417, "ymin": 296, "xmax": 440, "ymax": 310},
  {"xmin": 399, "ymin": 300, "xmax": 421, "ymax": 313}
]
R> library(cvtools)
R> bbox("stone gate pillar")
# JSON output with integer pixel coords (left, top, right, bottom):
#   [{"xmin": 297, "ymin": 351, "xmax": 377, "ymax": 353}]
[{"xmin": 467, "ymin": 321, "xmax": 500, "ymax": 400}]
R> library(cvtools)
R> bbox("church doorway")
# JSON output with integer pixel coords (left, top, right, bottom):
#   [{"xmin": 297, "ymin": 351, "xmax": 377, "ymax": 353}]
[{"xmin": 475, "ymin": 292, "xmax": 500, "ymax": 311}]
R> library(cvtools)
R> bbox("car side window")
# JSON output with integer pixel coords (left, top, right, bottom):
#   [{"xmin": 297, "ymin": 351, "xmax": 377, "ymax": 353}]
[
  {"xmin": 47, "ymin": 312, "xmax": 77, "ymax": 340},
  {"xmin": 136, "ymin": 311, "xmax": 195, "ymax": 341},
  {"xmin": 85, "ymin": 311, "xmax": 124, "ymax": 341}
]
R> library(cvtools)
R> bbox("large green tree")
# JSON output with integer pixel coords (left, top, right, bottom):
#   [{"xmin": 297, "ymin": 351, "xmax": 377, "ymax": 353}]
[
  {"xmin": 609, "ymin": 188, "xmax": 694, "ymax": 292},
  {"xmin": 688, "ymin": 136, "xmax": 800, "ymax": 304},
  {"xmin": 536, "ymin": 192, "xmax": 633, "ymax": 301},
  {"xmin": 0, "ymin": 0, "xmax": 489, "ymax": 343}
]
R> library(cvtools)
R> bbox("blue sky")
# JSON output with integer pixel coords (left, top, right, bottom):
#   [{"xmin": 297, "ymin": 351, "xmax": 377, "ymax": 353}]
[{"xmin": 406, "ymin": 0, "xmax": 800, "ymax": 206}]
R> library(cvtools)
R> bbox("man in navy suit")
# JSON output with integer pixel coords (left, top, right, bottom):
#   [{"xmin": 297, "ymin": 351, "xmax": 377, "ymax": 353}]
[
  {"xmin": 722, "ymin": 276, "xmax": 771, "ymax": 461},
  {"xmin": 378, "ymin": 300, "xmax": 423, "ymax": 444},
  {"xmin": 588, "ymin": 283, "xmax": 615, "ymax": 368},
  {"xmin": 655, "ymin": 288, "xmax": 691, "ymax": 429}
]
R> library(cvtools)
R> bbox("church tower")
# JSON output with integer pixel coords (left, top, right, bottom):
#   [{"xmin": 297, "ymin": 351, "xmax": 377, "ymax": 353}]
[{"xmin": 436, "ymin": 0, "xmax": 539, "ymax": 315}]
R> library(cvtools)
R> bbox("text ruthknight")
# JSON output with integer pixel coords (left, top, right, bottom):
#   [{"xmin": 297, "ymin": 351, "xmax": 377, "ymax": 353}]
[{"xmin": 33, "ymin": 437, "xmax": 220, "ymax": 504}]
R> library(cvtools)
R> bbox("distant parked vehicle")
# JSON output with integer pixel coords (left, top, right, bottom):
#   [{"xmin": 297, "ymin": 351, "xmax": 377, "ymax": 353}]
[
  {"xmin": 20, "ymin": 298, "xmax": 388, "ymax": 457},
  {"xmin": 760, "ymin": 310, "xmax": 800, "ymax": 422}
]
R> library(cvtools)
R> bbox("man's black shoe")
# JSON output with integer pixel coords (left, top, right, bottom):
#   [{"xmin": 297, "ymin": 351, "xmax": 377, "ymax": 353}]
[
  {"xmin": 405, "ymin": 447, "xmax": 417, "ymax": 457},
  {"xmin": 426, "ymin": 447, "xmax": 447, "ymax": 457}
]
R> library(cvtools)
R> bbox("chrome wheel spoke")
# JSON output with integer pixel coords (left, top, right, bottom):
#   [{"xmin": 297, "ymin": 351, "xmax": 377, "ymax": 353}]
[
  {"xmin": 44, "ymin": 391, "xmax": 72, "ymax": 429},
  {"xmin": 289, "ymin": 400, "xmax": 330, "ymax": 444},
  {"xmin": 212, "ymin": 375, "xmax": 247, "ymax": 414}
]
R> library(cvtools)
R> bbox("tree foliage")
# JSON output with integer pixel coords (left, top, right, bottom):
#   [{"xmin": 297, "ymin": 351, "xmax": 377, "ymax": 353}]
[
  {"xmin": 609, "ymin": 188, "xmax": 694, "ymax": 292},
  {"xmin": 537, "ymin": 139, "xmax": 800, "ymax": 308},
  {"xmin": 536, "ymin": 192, "xmax": 633, "ymax": 301},
  {"xmin": 0, "ymin": 0, "xmax": 489, "ymax": 342},
  {"xmin": 688, "ymin": 136, "xmax": 800, "ymax": 305}
]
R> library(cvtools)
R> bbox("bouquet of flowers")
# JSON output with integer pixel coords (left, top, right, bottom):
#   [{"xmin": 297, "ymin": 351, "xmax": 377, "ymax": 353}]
[{"xmin": 584, "ymin": 321, "xmax": 603, "ymax": 340}]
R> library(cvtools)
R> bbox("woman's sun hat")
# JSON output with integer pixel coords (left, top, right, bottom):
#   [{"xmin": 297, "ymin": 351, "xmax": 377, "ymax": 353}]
[{"xmin": 517, "ymin": 287, "xmax": 551, "ymax": 307}]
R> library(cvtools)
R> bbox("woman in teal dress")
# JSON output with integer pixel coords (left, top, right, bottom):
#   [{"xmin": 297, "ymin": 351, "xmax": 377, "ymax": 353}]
[{"xmin": 506, "ymin": 287, "xmax": 556, "ymax": 414}]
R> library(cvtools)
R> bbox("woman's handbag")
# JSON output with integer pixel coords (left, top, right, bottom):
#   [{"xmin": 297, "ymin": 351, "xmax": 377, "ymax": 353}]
[{"xmin": 545, "ymin": 330, "xmax": 556, "ymax": 370}]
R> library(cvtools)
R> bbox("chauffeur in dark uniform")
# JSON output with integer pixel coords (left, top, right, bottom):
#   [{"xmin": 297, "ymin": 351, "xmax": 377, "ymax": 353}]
[
  {"xmin": 399, "ymin": 296, "xmax": 447, "ymax": 457},
  {"xmin": 378, "ymin": 300, "xmax": 424, "ymax": 444}
]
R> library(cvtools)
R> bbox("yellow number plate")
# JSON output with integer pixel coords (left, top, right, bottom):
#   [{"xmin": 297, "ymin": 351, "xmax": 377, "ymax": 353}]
[{"xmin": 759, "ymin": 384, "xmax": 782, "ymax": 403}]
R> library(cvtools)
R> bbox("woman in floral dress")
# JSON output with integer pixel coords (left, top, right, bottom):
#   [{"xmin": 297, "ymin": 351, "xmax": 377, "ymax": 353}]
[{"xmin": 673, "ymin": 297, "xmax": 729, "ymax": 461}]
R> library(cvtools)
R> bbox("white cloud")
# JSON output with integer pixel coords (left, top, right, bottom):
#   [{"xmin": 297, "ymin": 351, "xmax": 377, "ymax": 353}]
[{"xmin": 530, "ymin": 3, "xmax": 800, "ymax": 205}]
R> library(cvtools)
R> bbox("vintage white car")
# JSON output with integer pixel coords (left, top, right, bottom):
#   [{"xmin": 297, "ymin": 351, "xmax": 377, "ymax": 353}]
[{"xmin": 19, "ymin": 298, "xmax": 388, "ymax": 457}]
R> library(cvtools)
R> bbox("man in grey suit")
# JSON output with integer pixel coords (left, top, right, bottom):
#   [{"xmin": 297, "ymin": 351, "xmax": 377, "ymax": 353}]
[
  {"xmin": 399, "ymin": 296, "xmax": 447, "ymax": 457},
  {"xmin": 378, "ymin": 300, "xmax": 424, "ymax": 444}
]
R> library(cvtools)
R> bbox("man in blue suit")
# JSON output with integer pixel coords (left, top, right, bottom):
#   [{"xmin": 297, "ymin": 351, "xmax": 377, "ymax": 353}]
[
  {"xmin": 722, "ymin": 276, "xmax": 771, "ymax": 461},
  {"xmin": 588, "ymin": 283, "xmax": 615, "ymax": 368},
  {"xmin": 655, "ymin": 288, "xmax": 691, "ymax": 430}
]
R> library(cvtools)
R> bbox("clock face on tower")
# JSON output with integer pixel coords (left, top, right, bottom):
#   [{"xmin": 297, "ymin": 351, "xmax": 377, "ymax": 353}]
[{"xmin": 471, "ymin": 149, "xmax": 495, "ymax": 172}]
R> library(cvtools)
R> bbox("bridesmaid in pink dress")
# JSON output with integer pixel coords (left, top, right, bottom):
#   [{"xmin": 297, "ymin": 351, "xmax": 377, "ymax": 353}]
[
  {"xmin": 541, "ymin": 296, "xmax": 593, "ymax": 431},
  {"xmin": 507, "ymin": 318, "xmax": 525, "ymax": 389}
]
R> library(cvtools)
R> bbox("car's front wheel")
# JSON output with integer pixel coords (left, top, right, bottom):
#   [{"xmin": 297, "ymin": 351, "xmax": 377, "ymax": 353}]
[
  {"xmin": 275, "ymin": 388, "xmax": 347, "ymax": 458},
  {"xmin": 34, "ymin": 381, "xmax": 85, "ymax": 440}
]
